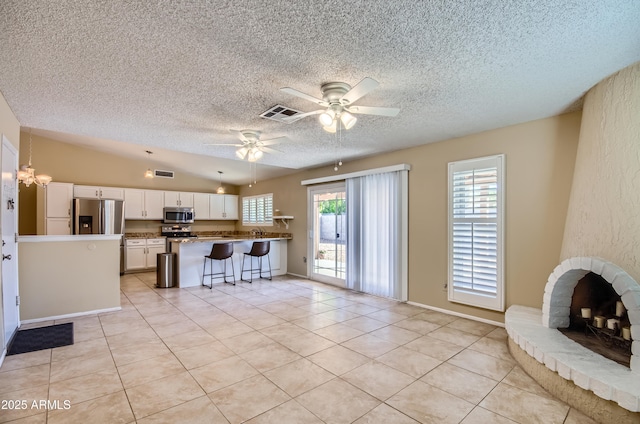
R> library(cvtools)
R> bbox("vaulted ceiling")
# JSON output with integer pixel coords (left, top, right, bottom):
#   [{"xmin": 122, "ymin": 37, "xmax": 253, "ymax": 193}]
[{"xmin": 1, "ymin": 1, "xmax": 639, "ymax": 185}]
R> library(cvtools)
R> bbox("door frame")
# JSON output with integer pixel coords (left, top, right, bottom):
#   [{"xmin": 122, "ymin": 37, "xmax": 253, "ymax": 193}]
[
  {"xmin": 1, "ymin": 134, "xmax": 20, "ymax": 358},
  {"xmin": 307, "ymin": 182, "xmax": 346, "ymax": 287}
]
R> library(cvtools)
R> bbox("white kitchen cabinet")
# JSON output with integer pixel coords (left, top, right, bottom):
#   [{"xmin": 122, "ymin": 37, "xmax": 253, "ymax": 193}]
[
  {"xmin": 45, "ymin": 182, "xmax": 73, "ymax": 218},
  {"xmin": 124, "ymin": 189, "xmax": 164, "ymax": 220},
  {"xmin": 164, "ymin": 191, "xmax": 194, "ymax": 207},
  {"xmin": 209, "ymin": 194, "xmax": 238, "ymax": 220},
  {"xmin": 74, "ymin": 185, "xmax": 125, "ymax": 200},
  {"xmin": 193, "ymin": 193, "xmax": 210, "ymax": 220},
  {"xmin": 45, "ymin": 218, "xmax": 72, "ymax": 235},
  {"xmin": 125, "ymin": 238, "xmax": 165, "ymax": 271},
  {"xmin": 37, "ymin": 182, "xmax": 74, "ymax": 235}
]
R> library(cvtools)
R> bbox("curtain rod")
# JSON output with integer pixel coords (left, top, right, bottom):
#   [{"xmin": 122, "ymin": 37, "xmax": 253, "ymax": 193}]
[{"xmin": 300, "ymin": 164, "xmax": 411, "ymax": 186}]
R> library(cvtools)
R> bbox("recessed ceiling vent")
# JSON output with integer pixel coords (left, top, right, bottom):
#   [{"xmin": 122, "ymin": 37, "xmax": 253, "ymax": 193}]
[
  {"xmin": 259, "ymin": 104, "xmax": 304, "ymax": 123},
  {"xmin": 154, "ymin": 169, "xmax": 174, "ymax": 178}
]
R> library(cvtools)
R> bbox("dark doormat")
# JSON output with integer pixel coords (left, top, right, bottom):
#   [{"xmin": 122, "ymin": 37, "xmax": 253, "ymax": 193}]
[{"xmin": 7, "ymin": 323, "xmax": 74, "ymax": 356}]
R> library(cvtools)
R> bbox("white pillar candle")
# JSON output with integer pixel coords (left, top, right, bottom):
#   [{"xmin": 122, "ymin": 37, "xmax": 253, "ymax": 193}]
[
  {"xmin": 616, "ymin": 301, "xmax": 625, "ymax": 317},
  {"xmin": 594, "ymin": 316, "xmax": 606, "ymax": 328},
  {"xmin": 581, "ymin": 308, "xmax": 592, "ymax": 319},
  {"xmin": 622, "ymin": 327, "xmax": 631, "ymax": 340},
  {"xmin": 607, "ymin": 318, "xmax": 620, "ymax": 331}
]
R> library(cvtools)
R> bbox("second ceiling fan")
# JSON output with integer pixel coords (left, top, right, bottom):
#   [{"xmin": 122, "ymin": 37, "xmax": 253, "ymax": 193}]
[
  {"xmin": 206, "ymin": 130, "xmax": 284, "ymax": 162},
  {"xmin": 280, "ymin": 77, "xmax": 400, "ymax": 132}
]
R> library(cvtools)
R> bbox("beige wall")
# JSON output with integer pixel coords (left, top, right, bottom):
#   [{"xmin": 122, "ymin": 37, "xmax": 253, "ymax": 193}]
[
  {"xmin": 18, "ymin": 133, "xmax": 240, "ymax": 234},
  {"xmin": 18, "ymin": 238, "xmax": 121, "ymax": 321},
  {"xmin": 561, "ymin": 62, "xmax": 640, "ymax": 282},
  {"xmin": 240, "ymin": 112, "xmax": 582, "ymax": 322}
]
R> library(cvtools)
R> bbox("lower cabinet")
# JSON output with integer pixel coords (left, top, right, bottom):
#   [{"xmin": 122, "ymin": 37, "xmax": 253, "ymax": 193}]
[{"xmin": 125, "ymin": 238, "xmax": 166, "ymax": 271}]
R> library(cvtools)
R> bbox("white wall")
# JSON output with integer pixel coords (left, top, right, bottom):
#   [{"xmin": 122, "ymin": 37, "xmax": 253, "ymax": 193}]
[{"xmin": 561, "ymin": 61, "xmax": 640, "ymax": 282}]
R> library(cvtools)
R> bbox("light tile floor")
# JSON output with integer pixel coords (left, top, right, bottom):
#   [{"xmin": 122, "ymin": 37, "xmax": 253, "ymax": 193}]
[{"xmin": 0, "ymin": 273, "xmax": 598, "ymax": 424}]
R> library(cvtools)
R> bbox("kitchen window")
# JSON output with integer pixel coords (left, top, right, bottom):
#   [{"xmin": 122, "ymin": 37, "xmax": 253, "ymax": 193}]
[
  {"xmin": 242, "ymin": 193, "xmax": 273, "ymax": 226},
  {"xmin": 448, "ymin": 154, "xmax": 504, "ymax": 311}
]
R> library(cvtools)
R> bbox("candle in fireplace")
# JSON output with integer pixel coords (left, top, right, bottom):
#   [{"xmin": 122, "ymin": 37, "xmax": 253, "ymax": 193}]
[
  {"xmin": 606, "ymin": 318, "xmax": 620, "ymax": 331},
  {"xmin": 622, "ymin": 326, "xmax": 631, "ymax": 340},
  {"xmin": 581, "ymin": 308, "xmax": 592, "ymax": 319},
  {"xmin": 616, "ymin": 300, "xmax": 625, "ymax": 317},
  {"xmin": 593, "ymin": 315, "xmax": 606, "ymax": 328}
]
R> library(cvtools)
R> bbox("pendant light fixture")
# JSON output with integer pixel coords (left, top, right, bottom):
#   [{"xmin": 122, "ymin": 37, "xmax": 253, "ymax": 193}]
[
  {"xmin": 144, "ymin": 150, "xmax": 154, "ymax": 178},
  {"xmin": 18, "ymin": 128, "xmax": 52, "ymax": 187},
  {"xmin": 216, "ymin": 171, "xmax": 225, "ymax": 194}
]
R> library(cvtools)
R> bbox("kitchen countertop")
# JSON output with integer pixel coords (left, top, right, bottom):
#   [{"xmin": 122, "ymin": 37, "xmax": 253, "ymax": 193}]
[
  {"xmin": 125, "ymin": 231, "xmax": 292, "ymax": 240},
  {"xmin": 170, "ymin": 235, "xmax": 289, "ymax": 244}
]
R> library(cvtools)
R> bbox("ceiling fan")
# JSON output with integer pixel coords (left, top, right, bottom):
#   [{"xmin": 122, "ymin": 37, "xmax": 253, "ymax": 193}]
[
  {"xmin": 205, "ymin": 130, "xmax": 284, "ymax": 162},
  {"xmin": 280, "ymin": 77, "xmax": 400, "ymax": 132}
]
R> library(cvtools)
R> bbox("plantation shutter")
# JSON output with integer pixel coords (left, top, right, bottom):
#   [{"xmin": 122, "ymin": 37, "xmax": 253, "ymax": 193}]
[
  {"xmin": 242, "ymin": 194, "xmax": 273, "ymax": 225},
  {"xmin": 448, "ymin": 155, "xmax": 504, "ymax": 311}
]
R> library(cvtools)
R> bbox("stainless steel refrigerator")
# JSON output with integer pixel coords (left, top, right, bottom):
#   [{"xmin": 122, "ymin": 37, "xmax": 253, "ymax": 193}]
[{"xmin": 73, "ymin": 198, "xmax": 126, "ymax": 273}]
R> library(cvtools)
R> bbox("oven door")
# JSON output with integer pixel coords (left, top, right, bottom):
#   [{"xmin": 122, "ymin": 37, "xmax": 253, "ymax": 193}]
[{"xmin": 163, "ymin": 207, "xmax": 195, "ymax": 224}]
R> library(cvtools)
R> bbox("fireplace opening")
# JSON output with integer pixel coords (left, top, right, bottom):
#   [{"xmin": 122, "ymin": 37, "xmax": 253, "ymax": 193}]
[{"xmin": 559, "ymin": 272, "xmax": 632, "ymax": 366}]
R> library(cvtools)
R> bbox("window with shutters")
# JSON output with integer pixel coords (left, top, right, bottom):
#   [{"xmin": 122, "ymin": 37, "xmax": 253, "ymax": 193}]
[
  {"xmin": 448, "ymin": 155, "xmax": 504, "ymax": 311},
  {"xmin": 242, "ymin": 193, "xmax": 273, "ymax": 226}
]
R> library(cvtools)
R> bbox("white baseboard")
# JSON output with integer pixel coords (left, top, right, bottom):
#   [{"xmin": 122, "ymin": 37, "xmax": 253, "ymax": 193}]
[
  {"xmin": 407, "ymin": 301, "xmax": 505, "ymax": 328},
  {"xmin": 20, "ymin": 307, "xmax": 122, "ymax": 325},
  {"xmin": 285, "ymin": 272, "xmax": 309, "ymax": 279}
]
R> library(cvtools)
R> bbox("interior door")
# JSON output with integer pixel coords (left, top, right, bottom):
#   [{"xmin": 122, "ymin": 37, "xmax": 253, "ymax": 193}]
[
  {"xmin": 308, "ymin": 183, "xmax": 346, "ymax": 286},
  {"xmin": 2, "ymin": 136, "xmax": 19, "ymax": 348}
]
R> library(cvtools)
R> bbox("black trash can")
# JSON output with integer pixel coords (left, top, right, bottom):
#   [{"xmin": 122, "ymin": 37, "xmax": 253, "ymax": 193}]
[{"xmin": 156, "ymin": 253, "xmax": 176, "ymax": 288}]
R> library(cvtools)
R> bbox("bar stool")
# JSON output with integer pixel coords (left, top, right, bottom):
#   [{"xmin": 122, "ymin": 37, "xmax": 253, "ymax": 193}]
[
  {"xmin": 202, "ymin": 243, "xmax": 235, "ymax": 288},
  {"xmin": 241, "ymin": 241, "xmax": 272, "ymax": 283}
]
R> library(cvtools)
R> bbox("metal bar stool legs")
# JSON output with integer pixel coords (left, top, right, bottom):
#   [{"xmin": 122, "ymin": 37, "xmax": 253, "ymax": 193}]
[
  {"xmin": 202, "ymin": 243, "xmax": 235, "ymax": 288},
  {"xmin": 240, "ymin": 241, "xmax": 272, "ymax": 283}
]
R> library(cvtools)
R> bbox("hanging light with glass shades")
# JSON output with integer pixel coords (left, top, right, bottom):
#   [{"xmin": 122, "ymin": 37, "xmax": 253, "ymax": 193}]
[
  {"xmin": 18, "ymin": 128, "xmax": 52, "ymax": 187},
  {"xmin": 216, "ymin": 171, "xmax": 225, "ymax": 194},
  {"xmin": 144, "ymin": 150, "xmax": 154, "ymax": 178}
]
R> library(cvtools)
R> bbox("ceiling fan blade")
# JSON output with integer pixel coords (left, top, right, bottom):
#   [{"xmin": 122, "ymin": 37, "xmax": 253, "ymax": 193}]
[
  {"xmin": 261, "ymin": 146, "xmax": 282, "ymax": 154},
  {"xmin": 341, "ymin": 77, "xmax": 379, "ymax": 105},
  {"xmin": 282, "ymin": 109, "xmax": 324, "ymax": 123},
  {"xmin": 280, "ymin": 87, "xmax": 328, "ymax": 106},
  {"xmin": 203, "ymin": 143, "xmax": 243, "ymax": 146},
  {"xmin": 345, "ymin": 105, "xmax": 400, "ymax": 117},
  {"xmin": 259, "ymin": 136, "xmax": 286, "ymax": 146}
]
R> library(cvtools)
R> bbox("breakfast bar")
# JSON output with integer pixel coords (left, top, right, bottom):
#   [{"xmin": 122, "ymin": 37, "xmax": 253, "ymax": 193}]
[{"xmin": 170, "ymin": 237, "xmax": 288, "ymax": 288}]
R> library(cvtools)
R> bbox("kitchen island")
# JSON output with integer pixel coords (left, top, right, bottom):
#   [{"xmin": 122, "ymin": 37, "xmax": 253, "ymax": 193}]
[
  {"xmin": 18, "ymin": 234, "xmax": 122, "ymax": 322},
  {"xmin": 170, "ymin": 237, "xmax": 288, "ymax": 288}
]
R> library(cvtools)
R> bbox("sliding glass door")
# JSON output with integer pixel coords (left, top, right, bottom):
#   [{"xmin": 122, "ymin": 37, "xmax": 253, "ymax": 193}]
[{"xmin": 308, "ymin": 183, "xmax": 346, "ymax": 286}]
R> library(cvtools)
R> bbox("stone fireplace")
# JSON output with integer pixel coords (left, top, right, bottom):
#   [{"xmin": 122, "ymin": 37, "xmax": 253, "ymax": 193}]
[
  {"xmin": 542, "ymin": 257, "xmax": 637, "ymax": 369},
  {"xmin": 506, "ymin": 257, "xmax": 640, "ymax": 413}
]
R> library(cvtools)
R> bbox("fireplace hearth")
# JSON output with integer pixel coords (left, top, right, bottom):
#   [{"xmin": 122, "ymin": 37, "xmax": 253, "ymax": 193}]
[{"xmin": 505, "ymin": 256, "xmax": 640, "ymax": 419}]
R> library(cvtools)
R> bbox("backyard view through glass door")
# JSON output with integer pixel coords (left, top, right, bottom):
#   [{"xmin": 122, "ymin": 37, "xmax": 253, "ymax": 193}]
[{"xmin": 309, "ymin": 184, "xmax": 346, "ymax": 286}]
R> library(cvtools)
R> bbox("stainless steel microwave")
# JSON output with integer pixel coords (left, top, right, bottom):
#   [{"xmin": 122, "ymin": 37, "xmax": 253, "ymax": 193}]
[{"xmin": 163, "ymin": 207, "xmax": 195, "ymax": 224}]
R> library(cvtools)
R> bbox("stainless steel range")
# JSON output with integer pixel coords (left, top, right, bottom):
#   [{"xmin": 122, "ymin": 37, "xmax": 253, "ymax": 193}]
[{"xmin": 161, "ymin": 225, "xmax": 197, "ymax": 252}]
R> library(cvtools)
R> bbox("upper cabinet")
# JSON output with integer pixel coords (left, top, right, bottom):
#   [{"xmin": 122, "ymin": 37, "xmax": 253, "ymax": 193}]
[
  {"xmin": 193, "ymin": 193, "xmax": 210, "ymax": 220},
  {"xmin": 45, "ymin": 182, "xmax": 74, "ymax": 218},
  {"xmin": 74, "ymin": 185, "xmax": 125, "ymax": 200},
  {"xmin": 124, "ymin": 189, "xmax": 164, "ymax": 220},
  {"xmin": 36, "ymin": 182, "xmax": 74, "ymax": 235},
  {"xmin": 164, "ymin": 191, "xmax": 194, "ymax": 208},
  {"xmin": 209, "ymin": 194, "xmax": 238, "ymax": 220}
]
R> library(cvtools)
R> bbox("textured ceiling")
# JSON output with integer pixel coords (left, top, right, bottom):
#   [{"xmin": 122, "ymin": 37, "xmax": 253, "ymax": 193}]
[{"xmin": 1, "ymin": 1, "xmax": 639, "ymax": 185}]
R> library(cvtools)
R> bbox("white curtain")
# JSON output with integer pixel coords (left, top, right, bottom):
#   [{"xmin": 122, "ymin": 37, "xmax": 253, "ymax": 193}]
[{"xmin": 346, "ymin": 171, "xmax": 403, "ymax": 299}]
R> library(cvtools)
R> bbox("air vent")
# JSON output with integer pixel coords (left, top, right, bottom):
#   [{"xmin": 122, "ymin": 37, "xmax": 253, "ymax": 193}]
[
  {"xmin": 154, "ymin": 170, "xmax": 174, "ymax": 178},
  {"xmin": 259, "ymin": 104, "xmax": 304, "ymax": 123}
]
